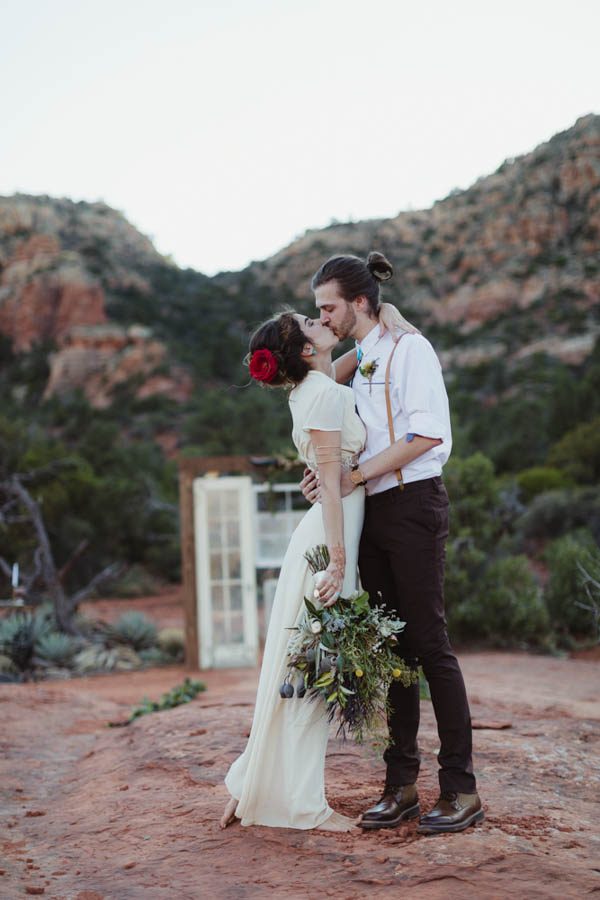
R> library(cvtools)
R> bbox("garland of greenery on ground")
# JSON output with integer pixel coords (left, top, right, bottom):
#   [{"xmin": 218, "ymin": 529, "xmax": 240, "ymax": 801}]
[{"xmin": 108, "ymin": 678, "xmax": 206, "ymax": 727}]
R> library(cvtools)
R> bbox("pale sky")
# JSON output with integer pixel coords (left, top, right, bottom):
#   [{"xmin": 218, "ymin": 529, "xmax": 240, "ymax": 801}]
[{"xmin": 1, "ymin": 0, "xmax": 598, "ymax": 275}]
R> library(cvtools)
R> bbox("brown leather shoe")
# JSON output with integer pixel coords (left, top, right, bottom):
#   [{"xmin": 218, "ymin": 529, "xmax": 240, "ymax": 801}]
[
  {"xmin": 359, "ymin": 784, "xmax": 420, "ymax": 830},
  {"xmin": 417, "ymin": 791, "xmax": 484, "ymax": 834}
]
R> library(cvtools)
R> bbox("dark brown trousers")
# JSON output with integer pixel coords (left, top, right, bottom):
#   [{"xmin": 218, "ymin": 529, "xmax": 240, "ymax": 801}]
[{"xmin": 358, "ymin": 476, "xmax": 476, "ymax": 794}]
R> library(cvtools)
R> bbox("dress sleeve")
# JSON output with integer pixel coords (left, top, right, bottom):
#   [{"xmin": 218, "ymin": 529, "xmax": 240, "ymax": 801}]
[{"xmin": 302, "ymin": 382, "xmax": 343, "ymax": 432}]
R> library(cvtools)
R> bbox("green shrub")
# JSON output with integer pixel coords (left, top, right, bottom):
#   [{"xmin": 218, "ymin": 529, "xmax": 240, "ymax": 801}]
[
  {"xmin": 543, "ymin": 531, "xmax": 600, "ymax": 640},
  {"xmin": 444, "ymin": 538, "xmax": 487, "ymax": 620},
  {"xmin": 517, "ymin": 487, "xmax": 600, "ymax": 543},
  {"xmin": 452, "ymin": 555, "xmax": 548, "ymax": 647},
  {"xmin": 516, "ymin": 466, "xmax": 573, "ymax": 502},
  {"xmin": 112, "ymin": 611, "xmax": 158, "ymax": 650},
  {"xmin": 444, "ymin": 453, "xmax": 499, "ymax": 544},
  {"xmin": 157, "ymin": 627, "xmax": 185, "ymax": 661},
  {"xmin": 548, "ymin": 417, "xmax": 600, "ymax": 484}
]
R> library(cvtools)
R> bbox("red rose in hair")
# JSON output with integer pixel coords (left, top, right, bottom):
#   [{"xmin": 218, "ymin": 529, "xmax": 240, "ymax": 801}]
[{"xmin": 249, "ymin": 348, "xmax": 279, "ymax": 383}]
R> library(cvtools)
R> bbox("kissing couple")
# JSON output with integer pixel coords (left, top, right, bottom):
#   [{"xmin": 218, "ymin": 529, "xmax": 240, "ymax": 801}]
[{"xmin": 220, "ymin": 251, "xmax": 484, "ymax": 835}]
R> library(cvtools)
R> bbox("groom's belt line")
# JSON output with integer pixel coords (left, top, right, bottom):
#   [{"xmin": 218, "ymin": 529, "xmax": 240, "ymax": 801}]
[{"xmin": 365, "ymin": 477, "xmax": 443, "ymax": 505}]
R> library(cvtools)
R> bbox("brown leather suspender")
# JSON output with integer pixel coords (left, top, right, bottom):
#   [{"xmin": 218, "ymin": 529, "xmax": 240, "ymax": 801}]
[{"xmin": 384, "ymin": 332, "xmax": 407, "ymax": 489}]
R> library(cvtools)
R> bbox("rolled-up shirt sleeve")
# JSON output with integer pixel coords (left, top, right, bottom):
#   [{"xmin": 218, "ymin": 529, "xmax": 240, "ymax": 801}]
[{"xmin": 395, "ymin": 336, "xmax": 449, "ymax": 442}]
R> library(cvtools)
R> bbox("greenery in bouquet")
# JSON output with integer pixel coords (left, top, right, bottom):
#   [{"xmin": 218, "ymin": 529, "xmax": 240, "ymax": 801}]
[{"xmin": 279, "ymin": 545, "xmax": 418, "ymax": 744}]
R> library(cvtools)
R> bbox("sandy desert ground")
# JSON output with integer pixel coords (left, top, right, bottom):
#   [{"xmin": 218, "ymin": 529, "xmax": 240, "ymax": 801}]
[{"xmin": 1, "ymin": 594, "xmax": 599, "ymax": 899}]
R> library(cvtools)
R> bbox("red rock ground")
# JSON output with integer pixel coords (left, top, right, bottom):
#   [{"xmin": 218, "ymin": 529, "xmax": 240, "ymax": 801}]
[{"xmin": 1, "ymin": 593, "xmax": 599, "ymax": 899}]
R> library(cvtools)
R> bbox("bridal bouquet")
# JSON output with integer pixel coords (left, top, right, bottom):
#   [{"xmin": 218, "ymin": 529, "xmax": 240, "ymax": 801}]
[{"xmin": 279, "ymin": 545, "xmax": 418, "ymax": 743}]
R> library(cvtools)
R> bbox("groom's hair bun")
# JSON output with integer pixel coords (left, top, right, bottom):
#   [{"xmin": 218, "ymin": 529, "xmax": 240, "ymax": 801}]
[
  {"xmin": 366, "ymin": 251, "xmax": 393, "ymax": 282},
  {"xmin": 311, "ymin": 250, "xmax": 393, "ymax": 317}
]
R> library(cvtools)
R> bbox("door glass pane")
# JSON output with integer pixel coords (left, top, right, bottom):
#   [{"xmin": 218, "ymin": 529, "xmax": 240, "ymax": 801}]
[
  {"xmin": 224, "ymin": 490, "xmax": 239, "ymax": 516},
  {"xmin": 230, "ymin": 584, "xmax": 242, "ymax": 610},
  {"xmin": 213, "ymin": 613, "xmax": 226, "ymax": 644},
  {"xmin": 229, "ymin": 613, "xmax": 244, "ymax": 643},
  {"xmin": 210, "ymin": 552, "xmax": 223, "ymax": 580},
  {"xmin": 212, "ymin": 585, "xmax": 224, "ymax": 611},
  {"xmin": 226, "ymin": 519, "xmax": 240, "ymax": 548},
  {"xmin": 229, "ymin": 552, "xmax": 241, "ymax": 580},
  {"xmin": 208, "ymin": 519, "xmax": 221, "ymax": 549},
  {"xmin": 207, "ymin": 492, "xmax": 221, "ymax": 517}
]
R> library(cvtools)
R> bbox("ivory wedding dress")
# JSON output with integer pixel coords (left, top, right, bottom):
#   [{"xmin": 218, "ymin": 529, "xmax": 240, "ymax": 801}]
[{"xmin": 224, "ymin": 370, "xmax": 366, "ymax": 829}]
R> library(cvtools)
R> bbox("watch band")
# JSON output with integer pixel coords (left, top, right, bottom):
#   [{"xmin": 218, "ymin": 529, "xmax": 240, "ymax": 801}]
[{"xmin": 350, "ymin": 465, "xmax": 367, "ymax": 486}]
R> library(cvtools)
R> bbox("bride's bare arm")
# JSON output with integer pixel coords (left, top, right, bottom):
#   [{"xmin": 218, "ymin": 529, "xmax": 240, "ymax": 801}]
[
  {"xmin": 332, "ymin": 349, "xmax": 358, "ymax": 384},
  {"xmin": 310, "ymin": 428, "xmax": 345, "ymax": 607}
]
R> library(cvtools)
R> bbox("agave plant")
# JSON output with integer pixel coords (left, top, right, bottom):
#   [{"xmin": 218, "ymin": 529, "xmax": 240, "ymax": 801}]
[
  {"xmin": 0, "ymin": 652, "xmax": 17, "ymax": 675},
  {"xmin": 0, "ymin": 614, "xmax": 37, "ymax": 671},
  {"xmin": 73, "ymin": 644, "xmax": 142, "ymax": 673},
  {"xmin": 138, "ymin": 646, "xmax": 168, "ymax": 665},
  {"xmin": 112, "ymin": 612, "xmax": 158, "ymax": 651},
  {"xmin": 35, "ymin": 631, "xmax": 79, "ymax": 667}
]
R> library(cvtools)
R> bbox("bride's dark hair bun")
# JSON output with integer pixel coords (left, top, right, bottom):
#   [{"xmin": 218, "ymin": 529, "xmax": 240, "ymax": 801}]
[{"xmin": 366, "ymin": 251, "xmax": 393, "ymax": 282}]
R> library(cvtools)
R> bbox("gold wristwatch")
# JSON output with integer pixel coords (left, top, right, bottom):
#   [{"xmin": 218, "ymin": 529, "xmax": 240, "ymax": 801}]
[{"xmin": 350, "ymin": 464, "xmax": 367, "ymax": 487}]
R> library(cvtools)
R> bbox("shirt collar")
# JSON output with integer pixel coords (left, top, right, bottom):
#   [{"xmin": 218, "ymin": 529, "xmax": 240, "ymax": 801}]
[{"xmin": 356, "ymin": 323, "xmax": 382, "ymax": 359}]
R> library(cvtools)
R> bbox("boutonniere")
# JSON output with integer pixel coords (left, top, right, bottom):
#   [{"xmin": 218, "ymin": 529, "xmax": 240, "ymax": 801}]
[{"xmin": 359, "ymin": 358, "xmax": 379, "ymax": 394}]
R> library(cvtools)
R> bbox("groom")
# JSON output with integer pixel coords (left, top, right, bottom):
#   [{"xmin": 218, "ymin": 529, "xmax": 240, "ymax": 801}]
[{"xmin": 301, "ymin": 253, "xmax": 483, "ymax": 835}]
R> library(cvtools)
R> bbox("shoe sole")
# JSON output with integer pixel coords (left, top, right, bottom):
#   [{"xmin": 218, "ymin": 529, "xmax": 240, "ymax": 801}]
[
  {"xmin": 359, "ymin": 802, "xmax": 421, "ymax": 830},
  {"xmin": 416, "ymin": 809, "xmax": 485, "ymax": 835}
]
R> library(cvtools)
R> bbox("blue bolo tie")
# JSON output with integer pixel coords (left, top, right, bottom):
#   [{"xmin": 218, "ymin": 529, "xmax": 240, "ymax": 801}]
[{"xmin": 351, "ymin": 344, "xmax": 363, "ymax": 389}]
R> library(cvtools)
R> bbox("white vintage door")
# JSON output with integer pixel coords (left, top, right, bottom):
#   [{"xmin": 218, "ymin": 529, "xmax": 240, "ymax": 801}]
[{"xmin": 194, "ymin": 476, "xmax": 258, "ymax": 667}]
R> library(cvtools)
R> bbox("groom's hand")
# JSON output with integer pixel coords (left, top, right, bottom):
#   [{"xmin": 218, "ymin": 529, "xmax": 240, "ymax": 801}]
[{"xmin": 300, "ymin": 467, "xmax": 320, "ymax": 504}]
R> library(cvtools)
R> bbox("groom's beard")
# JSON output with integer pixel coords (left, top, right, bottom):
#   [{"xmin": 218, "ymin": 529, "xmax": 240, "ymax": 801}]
[{"xmin": 331, "ymin": 304, "xmax": 357, "ymax": 341}]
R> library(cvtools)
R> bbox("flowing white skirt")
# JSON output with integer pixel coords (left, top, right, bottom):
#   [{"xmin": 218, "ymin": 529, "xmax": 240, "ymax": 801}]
[{"xmin": 225, "ymin": 488, "xmax": 365, "ymax": 828}]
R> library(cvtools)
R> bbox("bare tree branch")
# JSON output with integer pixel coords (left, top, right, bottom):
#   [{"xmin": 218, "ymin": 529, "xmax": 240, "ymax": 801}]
[
  {"xmin": 4, "ymin": 474, "xmax": 69, "ymax": 627},
  {"xmin": 2, "ymin": 469, "xmax": 124, "ymax": 634},
  {"xmin": 68, "ymin": 562, "xmax": 125, "ymax": 611},
  {"xmin": 23, "ymin": 547, "xmax": 43, "ymax": 593},
  {"xmin": 16, "ymin": 458, "xmax": 80, "ymax": 484},
  {"xmin": 57, "ymin": 539, "xmax": 90, "ymax": 583},
  {"xmin": 0, "ymin": 556, "xmax": 12, "ymax": 579}
]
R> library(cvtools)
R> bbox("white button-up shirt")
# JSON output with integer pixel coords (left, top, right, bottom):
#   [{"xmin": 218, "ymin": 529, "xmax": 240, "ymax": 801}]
[{"xmin": 353, "ymin": 325, "xmax": 452, "ymax": 495}]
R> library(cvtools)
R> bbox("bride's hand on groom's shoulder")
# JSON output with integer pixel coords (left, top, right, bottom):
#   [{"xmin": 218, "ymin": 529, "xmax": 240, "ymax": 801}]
[
  {"xmin": 378, "ymin": 302, "xmax": 420, "ymax": 337},
  {"xmin": 300, "ymin": 467, "xmax": 320, "ymax": 504}
]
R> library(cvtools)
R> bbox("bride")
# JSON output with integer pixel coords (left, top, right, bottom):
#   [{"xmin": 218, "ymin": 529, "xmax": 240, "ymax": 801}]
[{"xmin": 220, "ymin": 308, "xmax": 366, "ymax": 832}]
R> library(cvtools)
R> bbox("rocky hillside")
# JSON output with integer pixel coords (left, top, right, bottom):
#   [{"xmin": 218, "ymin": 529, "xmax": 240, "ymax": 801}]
[
  {"xmin": 0, "ymin": 114, "xmax": 598, "ymax": 457},
  {"xmin": 1, "ymin": 116, "xmax": 599, "ymax": 599},
  {"xmin": 0, "ymin": 197, "xmax": 192, "ymax": 407},
  {"xmin": 224, "ymin": 113, "xmax": 599, "ymax": 370}
]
